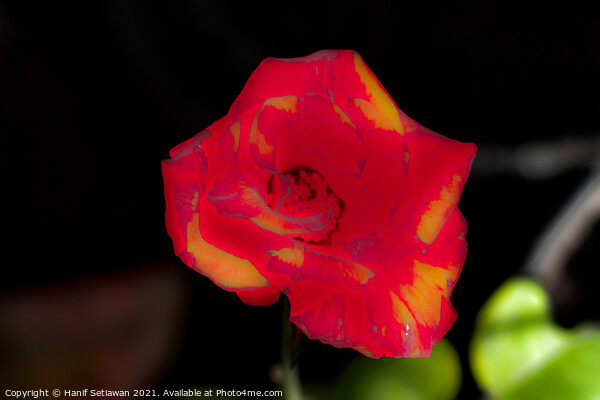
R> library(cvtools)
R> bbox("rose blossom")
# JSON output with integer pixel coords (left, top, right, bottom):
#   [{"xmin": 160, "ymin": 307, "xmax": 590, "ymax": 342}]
[{"xmin": 162, "ymin": 50, "xmax": 476, "ymax": 358}]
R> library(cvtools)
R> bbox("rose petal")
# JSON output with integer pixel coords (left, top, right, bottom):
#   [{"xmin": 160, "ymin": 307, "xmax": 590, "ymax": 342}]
[
  {"xmin": 229, "ymin": 51, "xmax": 347, "ymax": 121},
  {"xmin": 291, "ymin": 293, "xmax": 352, "ymax": 350},
  {"xmin": 204, "ymin": 121, "xmax": 331, "ymax": 236},
  {"xmin": 162, "ymin": 130, "xmax": 210, "ymax": 257},
  {"xmin": 248, "ymin": 94, "xmax": 367, "ymax": 179},
  {"xmin": 326, "ymin": 98, "xmax": 409, "ymax": 250},
  {"xmin": 395, "ymin": 123, "xmax": 476, "ymax": 245},
  {"xmin": 198, "ymin": 192, "xmax": 289, "ymax": 303},
  {"xmin": 229, "ymin": 50, "xmax": 401, "ymax": 132},
  {"xmin": 162, "ymin": 114, "xmax": 227, "ymax": 257},
  {"xmin": 236, "ymin": 287, "xmax": 281, "ymax": 306},
  {"xmin": 267, "ymin": 241, "xmax": 374, "ymax": 289},
  {"xmin": 378, "ymin": 209, "xmax": 466, "ymax": 357},
  {"xmin": 185, "ymin": 212, "xmax": 269, "ymax": 290},
  {"xmin": 289, "ymin": 287, "xmax": 376, "ymax": 357},
  {"xmin": 288, "ymin": 210, "xmax": 466, "ymax": 358},
  {"xmin": 162, "ymin": 120, "xmax": 270, "ymax": 290},
  {"xmin": 351, "ymin": 53, "xmax": 405, "ymax": 136}
]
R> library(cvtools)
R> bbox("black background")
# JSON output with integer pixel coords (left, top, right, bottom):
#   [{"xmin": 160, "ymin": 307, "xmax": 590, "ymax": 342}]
[{"xmin": 2, "ymin": 2, "xmax": 600, "ymax": 398}]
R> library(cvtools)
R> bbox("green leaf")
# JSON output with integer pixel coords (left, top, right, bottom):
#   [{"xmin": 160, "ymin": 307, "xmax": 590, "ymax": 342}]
[
  {"xmin": 470, "ymin": 277, "xmax": 570, "ymax": 396},
  {"xmin": 475, "ymin": 277, "xmax": 551, "ymax": 327},
  {"xmin": 470, "ymin": 277, "xmax": 600, "ymax": 399},
  {"xmin": 333, "ymin": 338, "xmax": 461, "ymax": 400},
  {"xmin": 503, "ymin": 331, "xmax": 600, "ymax": 400}
]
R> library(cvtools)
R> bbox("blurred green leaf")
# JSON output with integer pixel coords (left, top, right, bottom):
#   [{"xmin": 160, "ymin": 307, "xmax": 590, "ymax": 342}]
[
  {"xmin": 470, "ymin": 277, "xmax": 571, "ymax": 395},
  {"xmin": 333, "ymin": 338, "xmax": 461, "ymax": 400},
  {"xmin": 476, "ymin": 277, "xmax": 551, "ymax": 326},
  {"xmin": 470, "ymin": 277, "xmax": 600, "ymax": 399},
  {"xmin": 503, "ymin": 331, "xmax": 600, "ymax": 400}
]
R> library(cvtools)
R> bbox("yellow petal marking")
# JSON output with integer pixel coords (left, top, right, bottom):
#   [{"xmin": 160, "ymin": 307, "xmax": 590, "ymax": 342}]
[
  {"xmin": 186, "ymin": 212, "xmax": 268, "ymax": 289},
  {"xmin": 416, "ymin": 174, "xmax": 462, "ymax": 244},
  {"xmin": 191, "ymin": 191, "xmax": 200, "ymax": 210},
  {"xmin": 230, "ymin": 121, "xmax": 240, "ymax": 153},
  {"xmin": 399, "ymin": 260, "xmax": 458, "ymax": 328},
  {"xmin": 248, "ymin": 96, "xmax": 298, "ymax": 156},
  {"xmin": 264, "ymin": 95, "xmax": 298, "ymax": 113},
  {"xmin": 239, "ymin": 186, "xmax": 313, "ymax": 235},
  {"xmin": 270, "ymin": 242, "xmax": 373, "ymax": 284},
  {"xmin": 353, "ymin": 52, "xmax": 404, "ymax": 135},
  {"xmin": 240, "ymin": 186, "xmax": 283, "ymax": 232},
  {"xmin": 390, "ymin": 290, "xmax": 423, "ymax": 356},
  {"xmin": 270, "ymin": 242, "xmax": 305, "ymax": 268},
  {"xmin": 333, "ymin": 104, "xmax": 356, "ymax": 129},
  {"xmin": 249, "ymin": 123, "xmax": 275, "ymax": 155},
  {"xmin": 341, "ymin": 260, "xmax": 374, "ymax": 285}
]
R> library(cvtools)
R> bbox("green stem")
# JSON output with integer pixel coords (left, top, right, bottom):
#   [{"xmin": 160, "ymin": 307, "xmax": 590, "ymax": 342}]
[{"xmin": 282, "ymin": 297, "xmax": 302, "ymax": 400}]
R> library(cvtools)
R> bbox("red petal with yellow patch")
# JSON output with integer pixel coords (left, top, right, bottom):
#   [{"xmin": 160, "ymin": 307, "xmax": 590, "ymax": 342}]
[
  {"xmin": 162, "ymin": 120, "xmax": 271, "ymax": 292},
  {"xmin": 287, "ymin": 209, "xmax": 467, "ymax": 358},
  {"xmin": 162, "ymin": 49, "xmax": 476, "ymax": 358}
]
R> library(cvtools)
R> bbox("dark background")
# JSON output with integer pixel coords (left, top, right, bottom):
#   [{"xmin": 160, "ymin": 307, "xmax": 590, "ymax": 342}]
[{"xmin": 2, "ymin": 1, "xmax": 600, "ymax": 398}]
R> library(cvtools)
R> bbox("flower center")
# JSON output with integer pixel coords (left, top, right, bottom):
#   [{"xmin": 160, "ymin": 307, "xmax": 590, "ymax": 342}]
[{"xmin": 268, "ymin": 169, "xmax": 343, "ymax": 243}]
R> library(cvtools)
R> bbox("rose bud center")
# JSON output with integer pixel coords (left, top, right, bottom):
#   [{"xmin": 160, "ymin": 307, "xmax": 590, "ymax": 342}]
[{"xmin": 267, "ymin": 169, "xmax": 343, "ymax": 243}]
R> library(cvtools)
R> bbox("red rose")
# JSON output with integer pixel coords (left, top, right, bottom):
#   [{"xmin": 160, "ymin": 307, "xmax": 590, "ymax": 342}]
[{"xmin": 162, "ymin": 50, "xmax": 476, "ymax": 358}]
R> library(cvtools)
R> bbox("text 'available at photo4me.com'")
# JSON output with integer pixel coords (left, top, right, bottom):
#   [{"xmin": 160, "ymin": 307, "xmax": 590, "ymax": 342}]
[{"xmin": 5, "ymin": 388, "xmax": 284, "ymax": 398}]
